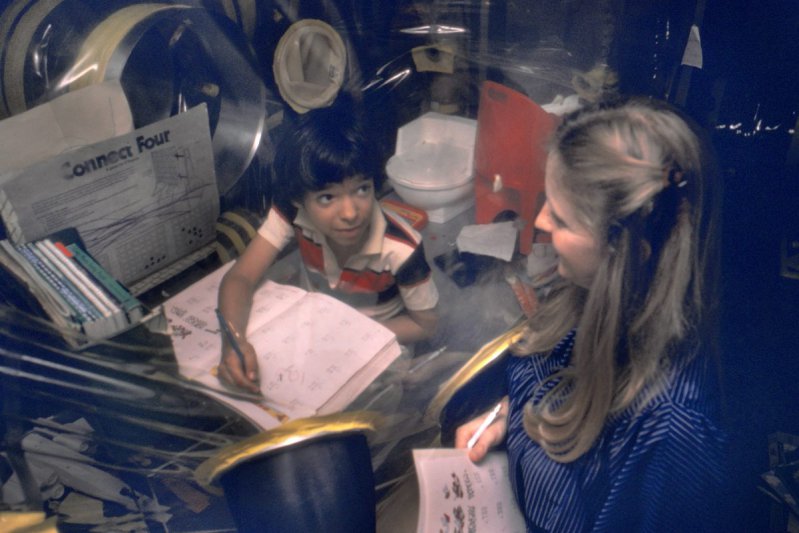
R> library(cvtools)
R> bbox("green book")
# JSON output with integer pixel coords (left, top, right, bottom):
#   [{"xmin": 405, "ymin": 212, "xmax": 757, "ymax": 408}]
[{"xmin": 62, "ymin": 242, "xmax": 144, "ymax": 323}]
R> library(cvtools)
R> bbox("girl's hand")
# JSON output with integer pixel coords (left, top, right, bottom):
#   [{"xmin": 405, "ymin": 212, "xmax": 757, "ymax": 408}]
[
  {"xmin": 454, "ymin": 397, "xmax": 509, "ymax": 462},
  {"xmin": 218, "ymin": 339, "xmax": 260, "ymax": 394}
]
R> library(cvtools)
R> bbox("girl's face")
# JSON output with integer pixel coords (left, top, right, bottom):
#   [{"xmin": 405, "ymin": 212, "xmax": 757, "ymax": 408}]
[
  {"xmin": 535, "ymin": 155, "xmax": 602, "ymax": 288},
  {"xmin": 300, "ymin": 175, "xmax": 376, "ymax": 253}
]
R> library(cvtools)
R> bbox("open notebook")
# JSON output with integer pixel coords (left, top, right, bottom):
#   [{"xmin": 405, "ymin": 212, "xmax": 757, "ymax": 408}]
[{"xmin": 164, "ymin": 263, "xmax": 401, "ymax": 429}]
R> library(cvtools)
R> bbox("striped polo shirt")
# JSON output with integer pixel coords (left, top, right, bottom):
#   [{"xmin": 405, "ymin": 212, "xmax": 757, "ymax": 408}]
[
  {"xmin": 505, "ymin": 330, "xmax": 729, "ymax": 532},
  {"xmin": 257, "ymin": 200, "xmax": 438, "ymax": 322}
]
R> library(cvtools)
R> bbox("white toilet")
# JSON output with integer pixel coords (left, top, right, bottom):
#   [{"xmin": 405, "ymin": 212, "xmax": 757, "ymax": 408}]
[{"xmin": 385, "ymin": 112, "xmax": 477, "ymax": 223}]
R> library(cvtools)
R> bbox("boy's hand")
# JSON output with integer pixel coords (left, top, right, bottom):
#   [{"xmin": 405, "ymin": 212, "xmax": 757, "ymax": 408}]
[
  {"xmin": 454, "ymin": 397, "xmax": 509, "ymax": 463},
  {"xmin": 218, "ymin": 339, "xmax": 260, "ymax": 394}
]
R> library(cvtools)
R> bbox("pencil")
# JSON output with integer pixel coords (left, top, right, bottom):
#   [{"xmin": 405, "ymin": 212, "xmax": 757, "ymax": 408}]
[
  {"xmin": 215, "ymin": 308, "xmax": 248, "ymax": 375},
  {"xmin": 467, "ymin": 401, "xmax": 503, "ymax": 449}
]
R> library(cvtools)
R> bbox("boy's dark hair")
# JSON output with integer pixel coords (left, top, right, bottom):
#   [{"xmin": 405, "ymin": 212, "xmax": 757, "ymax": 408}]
[{"xmin": 272, "ymin": 92, "xmax": 385, "ymax": 205}]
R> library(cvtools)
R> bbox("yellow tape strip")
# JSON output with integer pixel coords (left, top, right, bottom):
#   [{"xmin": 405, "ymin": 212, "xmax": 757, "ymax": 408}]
[
  {"xmin": 423, "ymin": 318, "xmax": 527, "ymax": 425},
  {"xmin": 215, "ymin": 219, "xmax": 247, "ymax": 256},
  {"xmin": 195, "ymin": 411, "xmax": 381, "ymax": 488},
  {"xmin": 221, "ymin": 209, "xmax": 258, "ymax": 240},
  {"xmin": 64, "ymin": 3, "xmax": 188, "ymax": 92}
]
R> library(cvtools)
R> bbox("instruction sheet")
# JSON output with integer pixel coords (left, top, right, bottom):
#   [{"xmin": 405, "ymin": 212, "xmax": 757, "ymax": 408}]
[{"xmin": 0, "ymin": 104, "xmax": 219, "ymax": 285}]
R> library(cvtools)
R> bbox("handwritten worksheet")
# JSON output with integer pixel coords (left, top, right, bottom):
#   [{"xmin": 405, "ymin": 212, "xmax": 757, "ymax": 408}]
[
  {"xmin": 413, "ymin": 449, "xmax": 526, "ymax": 533},
  {"xmin": 164, "ymin": 262, "xmax": 401, "ymax": 427}
]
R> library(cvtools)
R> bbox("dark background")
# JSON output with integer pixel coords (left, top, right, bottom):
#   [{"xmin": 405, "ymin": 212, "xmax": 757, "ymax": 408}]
[{"xmin": 619, "ymin": 1, "xmax": 799, "ymax": 529}]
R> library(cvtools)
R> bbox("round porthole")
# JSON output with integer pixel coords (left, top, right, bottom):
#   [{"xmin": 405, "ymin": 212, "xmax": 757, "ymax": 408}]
[
  {"xmin": 57, "ymin": 4, "xmax": 267, "ymax": 195},
  {"xmin": 272, "ymin": 18, "xmax": 347, "ymax": 114}
]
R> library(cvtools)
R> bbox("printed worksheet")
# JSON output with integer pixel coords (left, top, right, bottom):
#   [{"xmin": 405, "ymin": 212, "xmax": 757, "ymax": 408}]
[
  {"xmin": 413, "ymin": 449, "xmax": 526, "ymax": 533},
  {"xmin": 164, "ymin": 262, "xmax": 401, "ymax": 427}
]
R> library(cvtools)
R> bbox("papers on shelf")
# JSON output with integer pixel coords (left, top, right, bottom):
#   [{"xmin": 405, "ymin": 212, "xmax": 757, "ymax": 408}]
[
  {"xmin": 0, "ymin": 104, "xmax": 219, "ymax": 286},
  {"xmin": 0, "ymin": 80, "xmax": 133, "ymax": 176}
]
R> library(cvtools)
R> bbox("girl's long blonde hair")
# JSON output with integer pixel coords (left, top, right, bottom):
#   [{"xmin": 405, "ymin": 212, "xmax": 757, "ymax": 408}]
[{"xmin": 516, "ymin": 99, "xmax": 719, "ymax": 462}]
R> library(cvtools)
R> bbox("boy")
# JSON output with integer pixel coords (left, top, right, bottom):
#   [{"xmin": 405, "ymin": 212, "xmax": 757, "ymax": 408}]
[{"xmin": 217, "ymin": 95, "xmax": 439, "ymax": 393}]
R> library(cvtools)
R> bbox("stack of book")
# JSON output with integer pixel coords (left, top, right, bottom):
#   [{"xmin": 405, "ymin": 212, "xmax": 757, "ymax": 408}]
[{"xmin": 0, "ymin": 236, "xmax": 145, "ymax": 346}]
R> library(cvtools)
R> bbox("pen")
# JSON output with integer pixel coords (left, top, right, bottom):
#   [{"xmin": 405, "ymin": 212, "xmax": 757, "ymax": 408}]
[
  {"xmin": 215, "ymin": 308, "xmax": 249, "ymax": 377},
  {"xmin": 467, "ymin": 401, "xmax": 503, "ymax": 449}
]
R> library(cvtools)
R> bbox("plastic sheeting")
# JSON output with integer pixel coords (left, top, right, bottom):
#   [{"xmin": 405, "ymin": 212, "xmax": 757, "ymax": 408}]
[{"xmin": 0, "ymin": 0, "xmax": 718, "ymax": 530}]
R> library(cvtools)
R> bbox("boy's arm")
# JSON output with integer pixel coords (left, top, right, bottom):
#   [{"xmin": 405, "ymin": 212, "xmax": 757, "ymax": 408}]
[
  {"xmin": 382, "ymin": 306, "xmax": 439, "ymax": 345},
  {"xmin": 388, "ymin": 238, "xmax": 440, "ymax": 344},
  {"xmin": 217, "ymin": 235, "xmax": 281, "ymax": 392}
]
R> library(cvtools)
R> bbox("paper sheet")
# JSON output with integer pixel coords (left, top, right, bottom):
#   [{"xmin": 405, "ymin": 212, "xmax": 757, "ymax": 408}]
[
  {"xmin": 163, "ymin": 262, "xmax": 401, "ymax": 427},
  {"xmin": 456, "ymin": 221, "xmax": 519, "ymax": 262},
  {"xmin": 681, "ymin": 24, "xmax": 703, "ymax": 69},
  {"xmin": 0, "ymin": 104, "xmax": 219, "ymax": 285},
  {"xmin": 413, "ymin": 449, "xmax": 526, "ymax": 533},
  {"xmin": 0, "ymin": 80, "xmax": 133, "ymax": 175}
]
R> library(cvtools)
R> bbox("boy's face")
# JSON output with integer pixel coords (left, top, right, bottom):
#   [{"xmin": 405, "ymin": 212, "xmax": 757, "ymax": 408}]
[{"xmin": 300, "ymin": 175, "xmax": 376, "ymax": 251}]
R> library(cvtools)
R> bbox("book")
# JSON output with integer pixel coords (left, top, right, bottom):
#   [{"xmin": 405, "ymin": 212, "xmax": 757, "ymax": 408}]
[
  {"xmin": 61, "ymin": 242, "xmax": 145, "ymax": 323},
  {"xmin": 19, "ymin": 241, "xmax": 116, "ymax": 338},
  {"xmin": 34, "ymin": 240, "xmax": 124, "ymax": 329},
  {"xmin": 0, "ymin": 236, "xmax": 146, "ymax": 347},
  {"xmin": 162, "ymin": 262, "xmax": 403, "ymax": 429},
  {"xmin": 1, "ymin": 240, "xmax": 84, "ymax": 326},
  {"xmin": 412, "ymin": 449, "xmax": 526, "ymax": 533}
]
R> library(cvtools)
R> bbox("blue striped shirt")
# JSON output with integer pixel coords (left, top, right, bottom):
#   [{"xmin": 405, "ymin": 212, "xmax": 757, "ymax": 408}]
[{"xmin": 506, "ymin": 330, "xmax": 729, "ymax": 532}]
